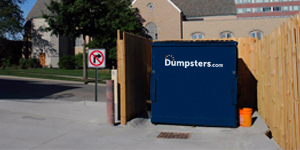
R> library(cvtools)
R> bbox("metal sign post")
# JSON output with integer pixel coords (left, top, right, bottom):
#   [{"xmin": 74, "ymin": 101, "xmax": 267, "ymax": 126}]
[
  {"xmin": 95, "ymin": 68, "xmax": 98, "ymax": 102},
  {"xmin": 88, "ymin": 49, "xmax": 106, "ymax": 102}
]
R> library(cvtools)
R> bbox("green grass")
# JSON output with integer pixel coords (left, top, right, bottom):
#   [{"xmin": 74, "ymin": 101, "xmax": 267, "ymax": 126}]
[{"xmin": 0, "ymin": 68, "xmax": 111, "ymax": 83}]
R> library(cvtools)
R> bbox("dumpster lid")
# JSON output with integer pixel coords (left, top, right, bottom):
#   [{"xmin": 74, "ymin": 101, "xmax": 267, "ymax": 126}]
[{"xmin": 151, "ymin": 40, "xmax": 238, "ymax": 47}]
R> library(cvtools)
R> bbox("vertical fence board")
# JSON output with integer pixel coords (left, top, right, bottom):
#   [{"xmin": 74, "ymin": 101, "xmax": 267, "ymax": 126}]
[
  {"xmin": 117, "ymin": 30, "xmax": 126, "ymax": 125},
  {"xmin": 283, "ymin": 22, "xmax": 290, "ymax": 149},
  {"xmin": 295, "ymin": 14, "xmax": 300, "ymax": 150},
  {"xmin": 287, "ymin": 20, "xmax": 293, "ymax": 149}
]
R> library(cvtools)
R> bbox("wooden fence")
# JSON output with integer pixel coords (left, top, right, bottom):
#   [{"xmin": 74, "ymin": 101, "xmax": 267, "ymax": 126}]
[
  {"xmin": 251, "ymin": 13, "xmax": 300, "ymax": 149},
  {"xmin": 117, "ymin": 30, "xmax": 152, "ymax": 125},
  {"xmin": 116, "ymin": 12, "xmax": 300, "ymax": 148},
  {"xmin": 196, "ymin": 26, "xmax": 300, "ymax": 149}
]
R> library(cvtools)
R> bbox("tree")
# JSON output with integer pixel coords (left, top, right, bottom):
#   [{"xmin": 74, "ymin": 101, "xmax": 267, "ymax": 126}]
[
  {"xmin": 43, "ymin": 0, "xmax": 145, "ymax": 76},
  {"xmin": 88, "ymin": 0, "xmax": 145, "ymax": 68},
  {"xmin": 0, "ymin": 0, "xmax": 25, "ymax": 39},
  {"xmin": 43, "ymin": 0, "xmax": 107, "ymax": 80}
]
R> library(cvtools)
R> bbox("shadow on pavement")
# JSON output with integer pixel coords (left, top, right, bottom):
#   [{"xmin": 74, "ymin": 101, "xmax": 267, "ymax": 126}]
[{"xmin": 0, "ymin": 78, "xmax": 80, "ymax": 100}]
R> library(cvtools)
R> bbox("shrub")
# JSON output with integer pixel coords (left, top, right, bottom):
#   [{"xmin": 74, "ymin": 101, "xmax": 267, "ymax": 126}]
[
  {"xmin": 74, "ymin": 53, "xmax": 88, "ymax": 69},
  {"xmin": 26, "ymin": 58, "xmax": 40, "ymax": 68},
  {"xmin": 58, "ymin": 55, "xmax": 76, "ymax": 69},
  {"xmin": 74, "ymin": 53, "xmax": 83, "ymax": 69},
  {"xmin": 19, "ymin": 58, "xmax": 28, "ymax": 69},
  {"xmin": 2, "ymin": 57, "xmax": 14, "ymax": 68}
]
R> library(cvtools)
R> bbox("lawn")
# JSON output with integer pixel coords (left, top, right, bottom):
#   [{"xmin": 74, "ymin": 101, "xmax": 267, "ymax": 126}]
[{"xmin": 0, "ymin": 68, "xmax": 111, "ymax": 83}]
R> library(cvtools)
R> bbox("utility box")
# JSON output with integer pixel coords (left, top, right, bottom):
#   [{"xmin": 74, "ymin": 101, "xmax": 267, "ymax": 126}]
[{"xmin": 150, "ymin": 41, "xmax": 238, "ymax": 127}]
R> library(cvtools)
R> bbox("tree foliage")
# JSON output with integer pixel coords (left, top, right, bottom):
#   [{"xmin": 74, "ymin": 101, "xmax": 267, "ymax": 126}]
[
  {"xmin": 43, "ymin": 0, "xmax": 108, "ymax": 79},
  {"xmin": 0, "ymin": 0, "xmax": 25, "ymax": 39},
  {"xmin": 43, "ymin": 0, "xmax": 145, "ymax": 69},
  {"xmin": 43, "ymin": 0, "xmax": 107, "ymax": 40},
  {"xmin": 88, "ymin": 0, "xmax": 145, "ymax": 67}
]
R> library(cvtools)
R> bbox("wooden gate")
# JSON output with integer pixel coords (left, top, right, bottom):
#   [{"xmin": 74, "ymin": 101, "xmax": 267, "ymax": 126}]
[{"xmin": 117, "ymin": 30, "xmax": 152, "ymax": 125}]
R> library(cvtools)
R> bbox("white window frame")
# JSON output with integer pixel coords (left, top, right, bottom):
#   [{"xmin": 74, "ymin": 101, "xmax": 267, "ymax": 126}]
[
  {"xmin": 191, "ymin": 32, "xmax": 205, "ymax": 40},
  {"xmin": 220, "ymin": 31, "xmax": 234, "ymax": 39},
  {"xmin": 250, "ymin": 30, "xmax": 263, "ymax": 40}
]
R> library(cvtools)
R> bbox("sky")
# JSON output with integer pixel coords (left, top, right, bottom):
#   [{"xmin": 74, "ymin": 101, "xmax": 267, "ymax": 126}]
[{"xmin": 20, "ymin": 0, "xmax": 37, "ymax": 20}]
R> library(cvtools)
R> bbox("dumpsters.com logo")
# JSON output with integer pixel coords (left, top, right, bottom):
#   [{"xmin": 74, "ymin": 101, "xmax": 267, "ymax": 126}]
[{"xmin": 165, "ymin": 55, "xmax": 224, "ymax": 68}]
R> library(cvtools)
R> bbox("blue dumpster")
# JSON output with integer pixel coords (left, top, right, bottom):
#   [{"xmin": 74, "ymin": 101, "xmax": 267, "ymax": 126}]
[{"xmin": 150, "ymin": 41, "xmax": 238, "ymax": 127}]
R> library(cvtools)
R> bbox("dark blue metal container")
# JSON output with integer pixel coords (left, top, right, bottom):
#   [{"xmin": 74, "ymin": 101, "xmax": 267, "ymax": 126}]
[{"xmin": 150, "ymin": 41, "xmax": 238, "ymax": 127}]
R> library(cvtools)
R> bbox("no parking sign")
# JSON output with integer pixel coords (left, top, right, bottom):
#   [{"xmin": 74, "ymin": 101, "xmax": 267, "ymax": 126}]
[{"xmin": 88, "ymin": 49, "xmax": 106, "ymax": 68}]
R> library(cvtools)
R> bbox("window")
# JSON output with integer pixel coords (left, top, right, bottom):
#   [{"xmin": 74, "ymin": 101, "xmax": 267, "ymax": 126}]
[
  {"xmin": 255, "ymin": 0, "xmax": 263, "ymax": 3},
  {"xmin": 273, "ymin": 6, "xmax": 281, "ymax": 11},
  {"xmin": 147, "ymin": 3, "xmax": 155, "ymax": 11},
  {"xmin": 220, "ymin": 32, "xmax": 233, "ymax": 38},
  {"xmin": 246, "ymin": 8, "xmax": 252, "ymax": 13},
  {"xmin": 250, "ymin": 30, "xmax": 263, "ymax": 40},
  {"xmin": 237, "ymin": 8, "xmax": 244, "ymax": 13},
  {"xmin": 255, "ymin": 7, "xmax": 263, "ymax": 12},
  {"xmin": 236, "ymin": 0, "xmax": 243, "ymax": 4},
  {"xmin": 282, "ymin": 6, "xmax": 289, "ymax": 11},
  {"xmin": 145, "ymin": 22, "xmax": 158, "ymax": 40},
  {"xmin": 191, "ymin": 32, "xmax": 205, "ymax": 39},
  {"xmin": 75, "ymin": 36, "xmax": 82, "ymax": 47},
  {"xmin": 263, "ymin": 7, "xmax": 272, "ymax": 12},
  {"xmin": 293, "ymin": 5, "xmax": 299, "ymax": 11}
]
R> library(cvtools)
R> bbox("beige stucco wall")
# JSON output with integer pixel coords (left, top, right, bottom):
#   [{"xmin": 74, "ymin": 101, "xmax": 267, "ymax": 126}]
[
  {"xmin": 133, "ymin": 0, "xmax": 182, "ymax": 40},
  {"xmin": 31, "ymin": 18, "xmax": 59, "ymax": 68},
  {"xmin": 183, "ymin": 17, "xmax": 290, "ymax": 39}
]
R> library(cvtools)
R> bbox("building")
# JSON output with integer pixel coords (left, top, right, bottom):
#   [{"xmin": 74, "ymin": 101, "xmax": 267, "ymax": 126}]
[
  {"xmin": 133, "ymin": 0, "xmax": 237, "ymax": 40},
  {"xmin": 235, "ymin": 0, "xmax": 300, "ymax": 18},
  {"xmin": 25, "ymin": 0, "xmax": 83, "ymax": 68},
  {"xmin": 133, "ymin": 0, "xmax": 291, "ymax": 41},
  {"xmin": 26, "ymin": 0, "xmax": 292, "ymax": 68}
]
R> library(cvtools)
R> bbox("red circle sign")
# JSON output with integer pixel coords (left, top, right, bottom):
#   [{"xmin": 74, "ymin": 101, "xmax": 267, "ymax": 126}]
[{"xmin": 89, "ymin": 50, "xmax": 105, "ymax": 67}]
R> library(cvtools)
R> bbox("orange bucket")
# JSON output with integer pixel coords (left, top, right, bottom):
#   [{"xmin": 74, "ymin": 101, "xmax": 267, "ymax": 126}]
[{"xmin": 239, "ymin": 108, "xmax": 253, "ymax": 127}]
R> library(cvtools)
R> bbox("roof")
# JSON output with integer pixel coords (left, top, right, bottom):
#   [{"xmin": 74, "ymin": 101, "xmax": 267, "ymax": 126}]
[
  {"xmin": 170, "ymin": 0, "xmax": 236, "ymax": 18},
  {"xmin": 27, "ymin": 0, "xmax": 58, "ymax": 20},
  {"xmin": 28, "ymin": 0, "xmax": 237, "ymax": 20}
]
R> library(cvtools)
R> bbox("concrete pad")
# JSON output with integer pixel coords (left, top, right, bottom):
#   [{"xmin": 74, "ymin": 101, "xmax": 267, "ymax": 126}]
[
  {"xmin": 0, "ymin": 99, "xmax": 281, "ymax": 150},
  {"xmin": 0, "ymin": 76, "xmax": 281, "ymax": 149}
]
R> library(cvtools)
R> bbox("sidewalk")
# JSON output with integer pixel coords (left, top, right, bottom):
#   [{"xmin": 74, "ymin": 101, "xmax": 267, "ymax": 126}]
[{"xmin": 0, "ymin": 99, "xmax": 281, "ymax": 150}]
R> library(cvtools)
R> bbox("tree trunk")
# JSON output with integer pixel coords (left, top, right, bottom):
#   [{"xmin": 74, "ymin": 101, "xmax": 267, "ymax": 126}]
[{"xmin": 83, "ymin": 35, "xmax": 88, "ymax": 81}]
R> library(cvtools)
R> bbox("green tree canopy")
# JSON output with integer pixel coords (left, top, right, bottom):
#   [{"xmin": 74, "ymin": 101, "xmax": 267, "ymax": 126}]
[
  {"xmin": 43, "ymin": 0, "xmax": 145, "ymax": 72},
  {"xmin": 0, "ymin": 0, "xmax": 25, "ymax": 39},
  {"xmin": 88, "ymin": 0, "xmax": 145, "ymax": 67},
  {"xmin": 43, "ymin": 0, "xmax": 108, "ymax": 80}
]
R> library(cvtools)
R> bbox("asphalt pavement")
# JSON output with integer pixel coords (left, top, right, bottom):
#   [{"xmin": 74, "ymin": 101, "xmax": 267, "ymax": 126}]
[
  {"xmin": 0, "ymin": 76, "xmax": 106, "ymax": 102},
  {"xmin": 0, "ymin": 75, "xmax": 281, "ymax": 150}
]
